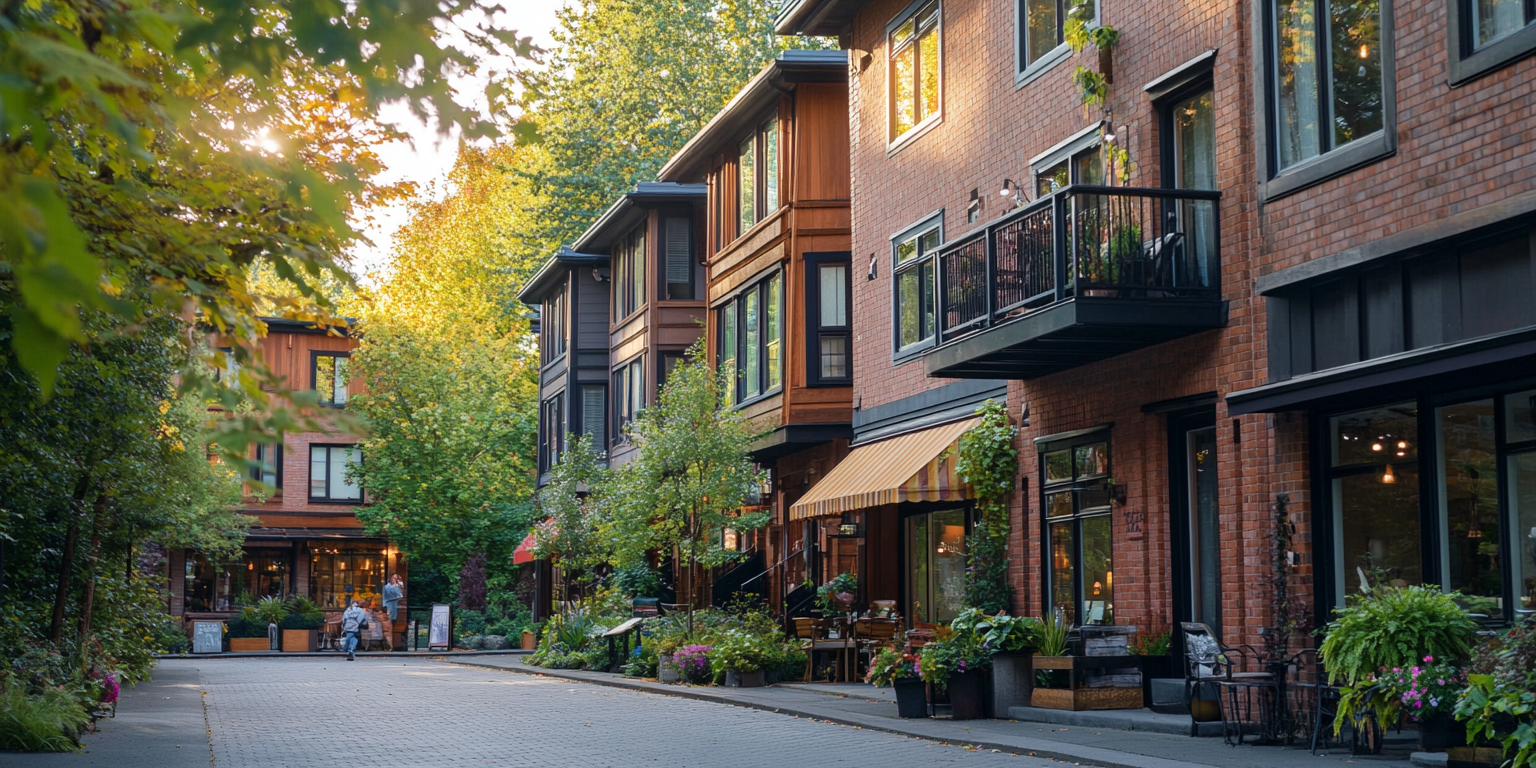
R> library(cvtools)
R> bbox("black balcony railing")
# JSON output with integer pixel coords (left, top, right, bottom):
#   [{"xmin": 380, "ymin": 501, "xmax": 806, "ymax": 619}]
[{"xmin": 937, "ymin": 185, "xmax": 1221, "ymax": 344}]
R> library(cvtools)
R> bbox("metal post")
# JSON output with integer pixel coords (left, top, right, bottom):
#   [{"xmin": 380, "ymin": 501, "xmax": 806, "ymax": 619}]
[{"xmin": 1053, "ymin": 194, "xmax": 1068, "ymax": 301}]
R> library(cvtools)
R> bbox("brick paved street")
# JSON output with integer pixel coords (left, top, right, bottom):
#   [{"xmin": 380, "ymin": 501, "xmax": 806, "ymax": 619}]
[{"xmin": 177, "ymin": 658, "xmax": 1062, "ymax": 767}]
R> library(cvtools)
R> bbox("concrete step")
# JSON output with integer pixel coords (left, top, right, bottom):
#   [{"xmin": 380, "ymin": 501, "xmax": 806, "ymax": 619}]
[{"xmin": 1007, "ymin": 703, "xmax": 1225, "ymax": 737}]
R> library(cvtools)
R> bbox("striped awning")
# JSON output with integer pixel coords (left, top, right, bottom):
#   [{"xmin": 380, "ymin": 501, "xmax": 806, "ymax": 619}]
[{"xmin": 788, "ymin": 417, "xmax": 978, "ymax": 521}]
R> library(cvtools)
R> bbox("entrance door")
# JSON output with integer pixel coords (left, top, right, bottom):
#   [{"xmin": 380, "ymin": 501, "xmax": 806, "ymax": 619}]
[
  {"xmin": 1169, "ymin": 409, "xmax": 1221, "ymax": 639},
  {"xmin": 905, "ymin": 509, "xmax": 967, "ymax": 626}
]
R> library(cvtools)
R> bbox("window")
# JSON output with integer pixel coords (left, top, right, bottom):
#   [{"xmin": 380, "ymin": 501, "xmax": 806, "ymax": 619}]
[
  {"xmin": 888, "ymin": 0, "xmax": 941, "ymax": 144},
  {"xmin": 1449, "ymin": 0, "xmax": 1536, "ymax": 84},
  {"xmin": 905, "ymin": 508, "xmax": 967, "ymax": 624},
  {"xmin": 892, "ymin": 215, "xmax": 942, "ymax": 355},
  {"xmin": 542, "ymin": 287, "xmax": 566, "ymax": 365},
  {"xmin": 664, "ymin": 216, "xmax": 694, "ymax": 300},
  {"xmin": 313, "ymin": 353, "xmax": 350, "ymax": 407},
  {"xmin": 1265, "ymin": 0, "xmax": 1388, "ymax": 179},
  {"xmin": 659, "ymin": 351, "xmax": 685, "ymax": 394},
  {"xmin": 308, "ymin": 545, "xmax": 386, "ymax": 609},
  {"xmin": 539, "ymin": 392, "xmax": 566, "ymax": 474},
  {"xmin": 613, "ymin": 225, "xmax": 646, "ymax": 320},
  {"xmin": 1021, "ymin": 0, "xmax": 1094, "ymax": 74},
  {"xmin": 806, "ymin": 253, "xmax": 852, "ymax": 385},
  {"xmin": 580, "ymin": 385, "xmax": 606, "ymax": 442},
  {"xmin": 250, "ymin": 443, "xmax": 281, "ymax": 489},
  {"xmin": 1161, "ymin": 86, "xmax": 1219, "ymax": 287},
  {"xmin": 309, "ymin": 445, "xmax": 361, "ymax": 502},
  {"xmin": 1041, "ymin": 434, "xmax": 1113, "ymax": 625},
  {"xmin": 1033, "ymin": 138, "xmax": 1103, "ymax": 197},
  {"xmin": 737, "ymin": 118, "xmax": 780, "ymax": 235},
  {"xmin": 613, "ymin": 358, "xmax": 644, "ymax": 444},
  {"xmin": 716, "ymin": 271, "xmax": 784, "ymax": 405},
  {"xmin": 215, "ymin": 346, "xmax": 239, "ymax": 384}
]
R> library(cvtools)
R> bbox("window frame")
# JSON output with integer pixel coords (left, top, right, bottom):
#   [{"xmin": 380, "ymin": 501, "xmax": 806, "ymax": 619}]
[
  {"xmin": 1255, "ymin": 0, "xmax": 1398, "ymax": 200},
  {"xmin": 541, "ymin": 282, "xmax": 568, "ymax": 367},
  {"xmin": 579, "ymin": 383, "xmax": 606, "ymax": 443},
  {"xmin": 613, "ymin": 224, "xmax": 648, "ymax": 322},
  {"xmin": 1014, "ymin": 0, "xmax": 1095, "ymax": 88},
  {"xmin": 308, "ymin": 443, "xmax": 362, "ymax": 503},
  {"xmin": 806, "ymin": 251, "xmax": 854, "ymax": 387},
  {"xmin": 310, "ymin": 351, "xmax": 351, "ymax": 408},
  {"xmin": 1447, "ymin": 0, "xmax": 1536, "ymax": 84},
  {"xmin": 1154, "ymin": 75, "xmax": 1218, "ymax": 190},
  {"xmin": 612, "ymin": 357, "xmax": 645, "ymax": 447},
  {"xmin": 538, "ymin": 391, "xmax": 567, "ymax": 475},
  {"xmin": 250, "ymin": 442, "xmax": 282, "ymax": 489},
  {"xmin": 886, "ymin": 0, "xmax": 944, "ymax": 152},
  {"xmin": 1030, "ymin": 123, "xmax": 1105, "ymax": 196},
  {"xmin": 891, "ymin": 212, "xmax": 944, "ymax": 363},
  {"xmin": 716, "ymin": 270, "xmax": 786, "ymax": 408},
  {"xmin": 1038, "ymin": 431, "xmax": 1115, "ymax": 626},
  {"xmin": 734, "ymin": 114, "xmax": 782, "ymax": 238}
]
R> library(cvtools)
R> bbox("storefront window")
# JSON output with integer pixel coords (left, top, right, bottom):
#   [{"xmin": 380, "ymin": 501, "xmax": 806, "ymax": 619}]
[
  {"xmin": 905, "ymin": 509, "xmax": 966, "ymax": 625},
  {"xmin": 1331, "ymin": 403, "xmax": 1421, "ymax": 599},
  {"xmin": 184, "ymin": 551, "xmax": 235, "ymax": 612},
  {"xmin": 1510, "ymin": 452, "xmax": 1536, "ymax": 616},
  {"xmin": 1041, "ymin": 435, "xmax": 1113, "ymax": 625},
  {"xmin": 240, "ymin": 548, "xmax": 290, "ymax": 601},
  {"xmin": 1438, "ymin": 401, "xmax": 1502, "ymax": 611},
  {"xmin": 309, "ymin": 546, "xmax": 387, "ymax": 609}
]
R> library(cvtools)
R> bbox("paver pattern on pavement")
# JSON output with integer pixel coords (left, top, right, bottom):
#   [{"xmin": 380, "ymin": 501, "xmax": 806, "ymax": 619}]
[{"xmin": 182, "ymin": 657, "xmax": 1063, "ymax": 767}]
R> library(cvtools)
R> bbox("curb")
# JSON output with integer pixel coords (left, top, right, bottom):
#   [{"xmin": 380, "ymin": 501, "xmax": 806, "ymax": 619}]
[{"xmin": 446, "ymin": 659, "xmax": 1178, "ymax": 768}]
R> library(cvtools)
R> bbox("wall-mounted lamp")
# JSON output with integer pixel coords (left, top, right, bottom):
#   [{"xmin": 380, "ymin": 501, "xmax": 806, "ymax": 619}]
[{"xmin": 998, "ymin": 179, "xmax": 1016, "ymax": 197}]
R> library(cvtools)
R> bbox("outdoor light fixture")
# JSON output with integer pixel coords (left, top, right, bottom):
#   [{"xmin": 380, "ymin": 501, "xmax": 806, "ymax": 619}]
[{"xmin": 999, "ymin": 179, "xmax": 1015, "ymax": 197}]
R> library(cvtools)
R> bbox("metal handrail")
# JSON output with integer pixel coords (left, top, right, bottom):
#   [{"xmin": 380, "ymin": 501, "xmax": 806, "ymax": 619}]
[{"xmin": 739, "ymin": 546, "xmax": 805, "ymax": 590}]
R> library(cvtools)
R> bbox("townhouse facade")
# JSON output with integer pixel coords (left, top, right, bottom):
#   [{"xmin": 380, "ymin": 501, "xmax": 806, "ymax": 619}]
[{"xmin": 169, "ymin": 319, "xmax": 401, "ymax": 623}]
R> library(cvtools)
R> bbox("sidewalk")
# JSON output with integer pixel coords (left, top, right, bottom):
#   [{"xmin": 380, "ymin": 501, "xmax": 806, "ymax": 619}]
[
  {"xmin": 13, "ymin": 664, "xmax": 212, "ymax": 768},
  {"xmin": 447, "ymin": 655, "xmax": 1423, "ymax": 768}
]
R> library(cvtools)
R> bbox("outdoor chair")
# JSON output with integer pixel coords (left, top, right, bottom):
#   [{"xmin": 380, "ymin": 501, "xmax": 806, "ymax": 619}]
[
  {"xmin": 851, "ymin": 618, "xmax": 900, "ymax": 679},
  {"xmin": 1287, "ymin": 648, "xmax": 1382, "ymax": 755},
  {"xmin": 1180, "ymin": 622, "xmax": 1276, "ymax": 744}
]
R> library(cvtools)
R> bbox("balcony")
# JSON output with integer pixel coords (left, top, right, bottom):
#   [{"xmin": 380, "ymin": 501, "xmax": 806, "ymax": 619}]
[{"xmin": 924, "ymin": 185, "xmax": 1226, "ymax": 379}]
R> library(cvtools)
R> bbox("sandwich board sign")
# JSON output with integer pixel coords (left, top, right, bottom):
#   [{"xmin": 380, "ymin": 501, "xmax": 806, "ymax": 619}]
[
  {"xmin": 428, "ymin": 604, "xmax": 452, "ymax": 650},
  {"xmin": 192, "ymin": 621, "xmax": 224, "ymax": 654}
]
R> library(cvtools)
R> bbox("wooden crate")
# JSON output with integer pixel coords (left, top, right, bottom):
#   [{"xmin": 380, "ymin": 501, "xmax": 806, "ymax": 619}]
[
  {"xmin": 1031, "ymin": 686, "xmax": 1144, "ymax": 711},
  {"xmin": 281, "ymin": 629, "xmax": 317, "ymax": 653},
  {"xmin": 229, "ymin": 638, "xmax": 271, "ymax": 653}
]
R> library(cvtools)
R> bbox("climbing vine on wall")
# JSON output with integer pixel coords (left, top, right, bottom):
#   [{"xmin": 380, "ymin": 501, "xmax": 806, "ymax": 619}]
[{"xmin": 955, "ymin": 400, "xmax": 1020, "ymax": 613}]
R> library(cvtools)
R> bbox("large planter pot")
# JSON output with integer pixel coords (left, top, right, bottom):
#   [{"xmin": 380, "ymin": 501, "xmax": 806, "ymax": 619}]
[
  {"xmin": 520, "ymin": 631, "xmax": 536, "ymax": 651},
  {"xmin": 1421, "ymin": 713, "xmax": 1468, "ymax": 752},
  {"xmin": 1138, "ymin": 654, "xmax": 1174, "ymax": 709},
  {"xmin": 229, "ymin": 638, "xmax": 271, "ymax": 653},
  {"xmin": 947, "ymin": 670, "xmax": 986, "ymax": 721},
  {"xmin": 281, "ymin": 629, "xmax": 317, "ymax": 653},
  {"xmin": 987, "ymin": 652, "xmax": 1033, "ymax": 718},
  {"xmin": 725, "ymin": 668, "xmax": 765, "ymax": 688},
  {"xmin": 894, "ymin": 678, "xmax": 929, "ymax": 719},
  {"xmin": 658, "ymin": 654, "xmax": 681, "ymax": 684}
]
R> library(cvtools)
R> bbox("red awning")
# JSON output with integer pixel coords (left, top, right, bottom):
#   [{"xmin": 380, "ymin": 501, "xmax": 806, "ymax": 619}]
[{"xmin": 512, "ymin": 531, "xmax": 539, "ymax": 565}]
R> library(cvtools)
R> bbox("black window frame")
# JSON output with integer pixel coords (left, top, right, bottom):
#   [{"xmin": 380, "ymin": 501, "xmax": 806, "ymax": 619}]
[
  {"xmin": 1038, "ymin": 430, "xmax": 1115, "ymax": 626},
  {"xmin": 886, "ymin": 0, "xmax": 943, "ymax": 151},
  {"xmin": 612, "ymin": 357, "xmax": 645, "ymax": 447},
  {"xmin": 310, "ymin": 351, "xmax": 351, "ymax": 408},
  {"xmin": 538, "ymin": 390, "xmax": 567, "ymax": 475},
  {"xmin": 250, "ymin": 442, "xmax": 283, "ymax": 489},
  {"xmin": 613, "ymin": 224, "xmax": 647, "ymax": 321},
  {"xmin": 579, "ymin": 383, "xmax": 606, "ymax": 443},
  {"xmin": 1256, "ymin": 0, "xmax": 1397, "ymax": 200},
  {"xmin": 805, "ymin": 251, "xmax": 853, "ymax": 387},
  {"xmin": 1153, "ymin": 71, "xmax": 1218, "ymax": 190},
  {"xmin": 891, "ymin": 212, "xmax": 944, "ymax": 363},
  {"xmin": 663, "ymin": 214, "xmax": 696, "ymax": 301},
  {"xmin": 736, "ymin": 115, "xmax": 781, "ymax": 236},
  {"xmin": 1448, "ymin": 0, "xmax": 1536, "ymax": 83},
  {"xmin": 715, "ymin": 270, "xmax": 785, "ymax": 407},
  {"xmin": 541, "ymin": 282, "xmax": 567, "ymax": 367},
  {"xmin": 308, "ymin": 443, "xmax": 363, "ymax": 503}
]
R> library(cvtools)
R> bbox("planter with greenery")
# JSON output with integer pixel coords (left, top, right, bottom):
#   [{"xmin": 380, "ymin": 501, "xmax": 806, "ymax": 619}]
[
  {"xmin": 951, "ymin": 608, "xmax": 1038, "ymax": 715},
  {"xmin": 918, "ymin": 625, "xmax": 990, "ymax": 720},
  {"xmin": 673, "ymin": 644, "xmax": 714, "ymax": 685},
  {"xmin": 1130, "ymin": 618, "xmax": 1173, "ymax": 706},
  {"xmin": 867, "ymin": 644, "xmax": 927, "ymax": 718},
  {"xmin": 1453, "ymin": 615, "xmax": 1536, "ymax": 767},
  {"xmin": 816, "ymin": 573, "xmax": 859, "ymax": 614},
  {"xmin": 712, "ymin": 630, "xmax": 776, "ymax": 687}
]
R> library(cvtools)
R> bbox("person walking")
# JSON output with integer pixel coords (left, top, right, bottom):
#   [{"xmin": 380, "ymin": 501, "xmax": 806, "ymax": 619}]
[{"xmin": 340, "ymin": 600, "xmax": 369, "ymax": 661}]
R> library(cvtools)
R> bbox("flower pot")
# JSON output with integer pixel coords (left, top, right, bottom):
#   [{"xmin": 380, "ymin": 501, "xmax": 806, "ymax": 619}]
[
  {"xmin": 1421, "ymin": 713, "xmax": 1468, "ymax": 752},
  {"xmin": 229, "ymin": 638, "xmax": 271, "ymax": 653},
  {"xmin": 894, "ymin": 678, "xmax": 929, "ymax": 719},
  {"xmin": 947, "ymin": 670, "xmax": 985, "ymax": 720},
  {"xmin": 658, "ymin": 654, "xmax": 681, "ymax": 684},
  {"xmin": 520, "ymin": 630, "xmax": 536, "ymax": 651},
  {"xmin": 987, "ymin": 652, "xmax": 1033, "ymax": 718},
  {"xmin": 281, "ymin": 629, "xmax": 317, "ymax": 652},
  {"xmin": 726, "ymin": 668, "xmax": 764, "ymax": 688}
]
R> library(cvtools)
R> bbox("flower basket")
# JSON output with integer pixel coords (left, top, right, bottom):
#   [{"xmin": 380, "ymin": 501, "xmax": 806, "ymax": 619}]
[{"xmin": 894, "ymin": 678, "xmax": 929, "ymax": 718}]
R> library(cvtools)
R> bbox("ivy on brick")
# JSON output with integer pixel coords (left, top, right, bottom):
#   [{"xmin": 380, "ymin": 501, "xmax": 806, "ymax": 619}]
[{"xmin": 954, "ymin": 400, "xmax": 1019, "ymax": 613}]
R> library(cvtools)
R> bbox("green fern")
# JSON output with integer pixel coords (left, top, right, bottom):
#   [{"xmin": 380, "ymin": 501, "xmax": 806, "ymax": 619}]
[
  {"xmin": 1317, "ymin": 584, "xmax": 1480, "ymax": 686},
  {"xmin": 0, "ymin": 686, "xmax": 89, "ymax": 753}
]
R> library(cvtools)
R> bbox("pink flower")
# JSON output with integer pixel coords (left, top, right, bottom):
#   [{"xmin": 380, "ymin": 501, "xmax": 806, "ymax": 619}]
[{"xmin": 1424, "ymin": 656, "xmax": 1434, "ymax": 663}]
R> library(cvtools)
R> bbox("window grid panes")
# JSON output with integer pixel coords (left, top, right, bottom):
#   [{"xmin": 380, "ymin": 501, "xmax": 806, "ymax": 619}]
[
  {"xmin": 315, "ymin": 354, "xmax": 349, "ymax": 406},
  {"xmin": 614, "ymin": 226, "xmax": 646, "ymax": 319},
  {"xmin": 612, "ymin": 359, "xmax": 644, "ymax": 445},
  {"xmin": 716, "ymin": 272, "xmax": 784, "ymax": 404},
  {"xmin": 309, "ymin": 445, "xmax": 361, "ymax": 502},
  {"xmin": 1022, "ymin": 0, "xmax": 1096, "ymax": 69},
  {"xmin": 738, "ymin": 137, "xmax": 756, "ymax": 233},
  {"xmin": 813, "ymin": 260, "xmax": 851, "ymax": 383},
  {"xmin": 1271, "ymin": 0, "xmax": 1384, "ymax": 171},
  {"xmin": 1041, "ymin": 436, "xmax": 1113, "ymax": 625},
  {"xmin": 894, "ymin": 223, "xmax": 941, "ymax": 353},
  {"xmin": 250, "ymin": 443, "xmax": 280, "ymax": 488},
  {"xmin": 890, "ymin": 1, "xmax": 941, "ymax": 142}
]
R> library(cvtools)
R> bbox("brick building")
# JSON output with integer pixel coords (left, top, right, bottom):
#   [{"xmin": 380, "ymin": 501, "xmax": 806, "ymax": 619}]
[
  {"xmin": 774, "ymin": 0, "xmax": 1536, "ymax": 648},
  {"xmin": 168, "ymin": 319, "xmax": 403, "ymax": 629}
]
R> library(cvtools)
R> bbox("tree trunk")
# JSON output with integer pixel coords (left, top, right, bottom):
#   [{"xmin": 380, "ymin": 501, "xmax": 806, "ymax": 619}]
[
  {"xmin": 77, "ymin": 496, "xmax": 110, "ymax": 643},
  {"xmin": 50, "ymin": 522, "xmax": 79, "ymax": 645}
]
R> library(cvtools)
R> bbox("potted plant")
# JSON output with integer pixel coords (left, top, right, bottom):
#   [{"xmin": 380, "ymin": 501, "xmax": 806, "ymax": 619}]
[
  {"xmin": 520, "ymin": 629, "xmax": 537, "ymax": 651},
  {"xmin": 1321, "ymin": 583, "xmax": 1480, "ymax": 740},
  {"xmin": 279, "ymin": 612, "xmax": 323, "ymax": 652},
  {"xmin": 654, "ymin": 635, "xmax": 683, "ymax": 683},
  {"xmin": 918, "ymin": 625, "xmax": 991, "ymax": 720},
  {"xmin": 953, "ymin": 608, "xmax": 1038, "ymax": 716},
  {"xmin": 713, "ymin": 630, "xmax": 774, "ymax": 688},
  {"xmin": 867, "ymin": 643, "xmax": 927, "ymax": 718},
  {"xmin": 226, "ymin": 613, "xmax": 274, "ymax": 653},
  {"xmin": 1129, "ymin": 619, "xmax": 1173, "ymax": 709},
  {"xmin": 816, "ymin": 573, "xmax": 858, "ymax": 614},
  {"xmin": 673, "ymin": 644, "xmax": 714, "ymax": 685},
  {"xmin": 1452, "ymin": 615, "xmax": 1536, "ymax": 767}
]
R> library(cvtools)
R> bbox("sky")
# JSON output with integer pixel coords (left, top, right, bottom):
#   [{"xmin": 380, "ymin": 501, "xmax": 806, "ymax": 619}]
[{"xmin": 349, "ymin": 0, "xmax": 568, "ymax": 281}]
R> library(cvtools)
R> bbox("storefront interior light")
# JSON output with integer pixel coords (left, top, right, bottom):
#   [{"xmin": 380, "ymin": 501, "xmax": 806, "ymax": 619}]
[{"xmin": 1381, "ymin": 464, "xmax": 1396, "ymax": 484}]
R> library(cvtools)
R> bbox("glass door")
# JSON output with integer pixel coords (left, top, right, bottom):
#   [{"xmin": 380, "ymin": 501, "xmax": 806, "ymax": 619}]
[
  {"xmin": 905, "ymin": 509, "xmax": 967, "ymax": 626},
  {"xmin": 1169, "ymin": 409, "xmax": 1220, "ymax": 639}
]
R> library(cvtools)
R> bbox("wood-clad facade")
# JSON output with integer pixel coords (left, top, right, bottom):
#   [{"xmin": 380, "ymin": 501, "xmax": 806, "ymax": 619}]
[
  {"xmin": 521, "ymin": 248, "xmax": 613, "ymax": 484},
  {"xmin": 659, "ymin": 51, "xmax": 856, "ymax": 613}
]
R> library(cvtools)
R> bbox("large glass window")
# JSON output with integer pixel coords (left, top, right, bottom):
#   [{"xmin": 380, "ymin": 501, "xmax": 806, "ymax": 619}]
[
  {"xmin": 250, "ymin": 442, "xmax": 281, "ymax": 489},
  {"xmin": 1330, "ymin": 404, "xmax": 1421, "ymax": 599},
  {"xmin": 736, "ymin": 118, "xmax": 780, "ymax": 236},
  {"xmin": 715, "ymin": 272, "xmax": 783, "ymax": 404},
  {"xmin": 1269, "ymin": 0, "xmax": 1385, "ymax": 170},
  {"xmin": 905, "ymin": 508, "xmax": 967, "ymax": 625},
  {"xmin": 1469, "ymin": 0, "xmax": 1533, "ymax": 48},
  {"xmin": 808, "ymin": 256, "xmax": 852, "ymax": 385},
  {"xmin": 539, "ymin": 392, "xmax": 566, "ymax": 474},
  {"xmin": 612, "ymin": 358, "xmax": 644, "ymax": 445},
  {"xmin": 1021, "ymin": 0, "xmax": 1095, "ymax": 70},
  {"xmin": 889, "ymin": 1, "xmax": 941, "ymax": 143},
  {"xmin": 1041, "ymin": 435, "xmax": 1113, "ymax": 625},
  {"xmin": 1167, "ymin": 88, "xmax": 1219, "ymax": 287},
  {"xmin": 309, "ymin": 545, "xmax": 387, "ymax": 610},
  {"xmin": 893, "ymin": 218, "xmax": 941, "ymax": 354},
  {"xmin": 1034, "ymin": 143, "xmax": 1103, "ymax": 197},
  {"xmin": 309, "ymin": 445, "xmax": 362, "ymax": 502},
  {"xmin": 542, "ymin": 287, "xmax": 566, "ymax": 364},
  {"xmin": 613, "ymin": 225, "xmax": 646, "ymax": 319},
  {"xmin": 183, "ymin": 551, "xmax": 234, "ymax": 612},
  {"xmin": 240, "ymin": 548, "xmax": 290, "ymax": 602},
  {"xmin": 314, "ymin": 353, "xmax": 350, "ymax": 407}
]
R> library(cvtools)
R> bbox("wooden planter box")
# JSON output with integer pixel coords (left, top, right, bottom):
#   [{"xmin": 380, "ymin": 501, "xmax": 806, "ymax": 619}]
[
  {"xmin": 229, "ymin": 638, "xmax": 273, "ymax": 653},
  {"xmin": 281, "ymin": 629, "xmax": 318, "ymax": 653},
  {"xmin": 1031, "ymin": 655, "xmax": 1144, "ymax": 711}
]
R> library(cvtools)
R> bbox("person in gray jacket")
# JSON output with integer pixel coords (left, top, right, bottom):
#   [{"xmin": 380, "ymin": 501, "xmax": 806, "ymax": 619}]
[
  {"xmin": 340, "ymin": 600, "xmax": 369, "ymax": 661},
  {"xmin": 383, "ymin": 574, "xmax": 404, "ymax": 622}
]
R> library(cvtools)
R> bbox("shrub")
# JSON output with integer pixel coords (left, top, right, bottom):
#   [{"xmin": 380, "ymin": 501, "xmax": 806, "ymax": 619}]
[
  {"xmin": 1318, "ymin": 584, "xmax": 1480, "ymax": 686},
  {"xmin": 1454, "ymin": 616, "xmax": 1536, "ymax": 768},
  {"xmin": 226, "ymin": 616, "xmax": 268, "ymax": 639},
  {"xmin": 150, "ymin": 618, "xmax": 190, "ymax": 655},
  {"xmin": 0, "ymin": 685, "xmax": 90, "ymax": 752},
  {"xmin": 279, "ymin": 613, "xmax": 323, "ymax": 631},
  {"xmin": 252, "ymin": 596, "xmax": 288, "ymax": 626},
  {"xmin": 917, "ymin": 626, "xmax": 990, "ymax": 693},
  {"xmin": 610, "ymin": 563, "xmax": 663, "ymax": 599},
  {"xmin": 455, "ymin": 609, "xmax": 488, "ymax": 636},
  {"xmin": 710, "ymin": 630, "xmax": 777, "ymax": 673},
  {"xmin": 623, "ymin": 644, "xmax": 659, "ymax": 678},
  {"xmin": 866, "ymin": 644, "xmax": 920, "ymax": 687},
  {"xmin": 674, "ymin": 645, "xmax": 713, "ymax": 684}
]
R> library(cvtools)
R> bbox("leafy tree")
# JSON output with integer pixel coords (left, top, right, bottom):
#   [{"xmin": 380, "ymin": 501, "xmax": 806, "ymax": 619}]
[
  {"xmin": 532, "ymin": 435, "xmax": 617, "ymax": 585},
  {"xmin": 516, "ymin": 0, "xmax": 830, "ymax": 249},
  {"xmin": 345, "ymin": 318, "xmax": 539, "ymax": 583},
  {"xmin": 604, "ymin": 341, "xmax": 768, "ymax": 634}
]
